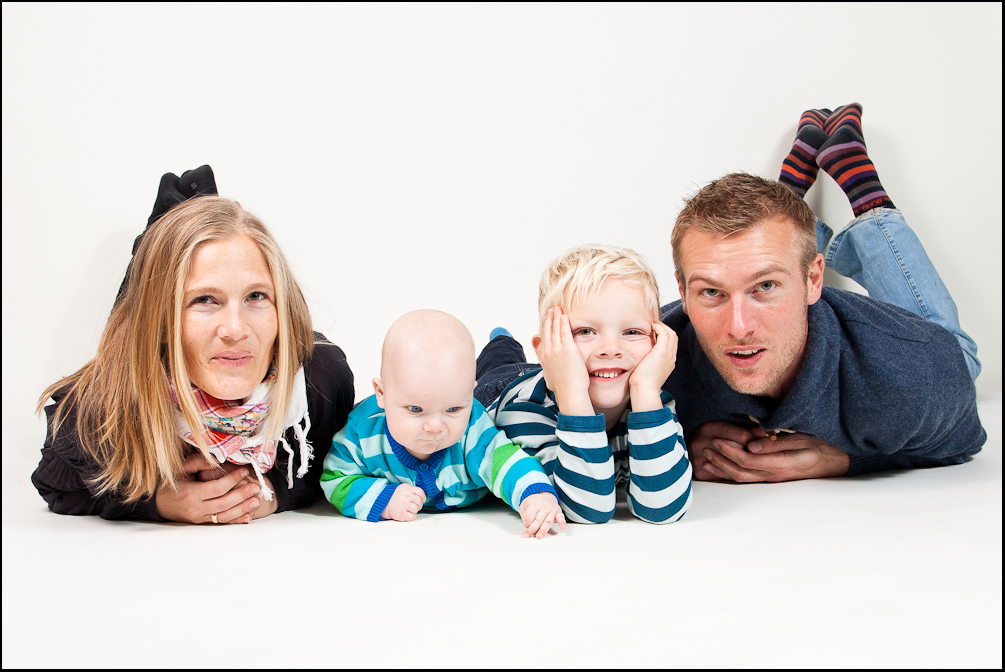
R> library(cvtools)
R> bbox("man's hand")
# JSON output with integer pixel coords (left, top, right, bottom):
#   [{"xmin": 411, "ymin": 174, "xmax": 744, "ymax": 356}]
[
  {"xmin": 156, "ymin": 454, "xmax": 262, "ymax": 524},
  {"xmin": 531, "ymin": 306, "xmax": 593, "ymax": 417},
  {"xmin": 688, "ymin": 422, "xmax": 756, "ymax": 482},
  {"xmin": 519, "ymin": 492, "xmax": 566, "ymax": 539},
  {"xmin": 692, "ymin": 421, "xmax": 850, "ymax": 483},
  {"xmin": 629, "ymin": 321, "xmax": 679, "ymax": 413},
  {"xmin": 381, "ymin": 484, "xmax": 427, "ymax": 521}
]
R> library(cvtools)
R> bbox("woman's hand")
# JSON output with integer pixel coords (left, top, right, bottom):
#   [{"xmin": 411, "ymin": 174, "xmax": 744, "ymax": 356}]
[
  {"xmin": 197, "ymin": 461, "xmax": 278, "ymax": 520},
  {"xmin": 532, "ymin": 307, "xmax": 594, "ymax": 417},
  {"xmin": 155, "ymin": 454, "xmax": 263, "ymax": 524}
]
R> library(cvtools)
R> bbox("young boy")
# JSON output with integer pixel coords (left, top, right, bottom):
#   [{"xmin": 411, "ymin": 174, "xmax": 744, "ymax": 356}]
[
  {"xmin": 475, "ymin": 245, "xmax": 692, "ymax": 524},
  {"xmin": 321, "ymin": 309, "xmax": 566, "ymax": 538}
]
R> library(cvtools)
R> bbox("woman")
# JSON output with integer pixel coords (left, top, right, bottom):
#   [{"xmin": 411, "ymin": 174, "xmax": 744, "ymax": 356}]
[{"xmin": 32, "ymin": 168, "xmax": 354, "ymax": 523}]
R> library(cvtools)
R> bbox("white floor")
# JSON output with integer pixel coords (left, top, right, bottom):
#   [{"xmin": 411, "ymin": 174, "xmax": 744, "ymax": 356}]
[{"xmin": 2, "ymin": 396, "xmax": 1001, "ymax": 668}]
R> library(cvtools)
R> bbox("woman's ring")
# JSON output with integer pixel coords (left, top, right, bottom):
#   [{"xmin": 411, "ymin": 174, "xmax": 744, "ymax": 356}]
[{"xmin": 211, "ymin": 513, "xmax": 219, "ymax": 524}]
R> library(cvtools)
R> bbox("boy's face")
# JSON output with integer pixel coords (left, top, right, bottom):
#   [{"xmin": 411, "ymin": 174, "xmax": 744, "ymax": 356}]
[
  {"xmin": 374, "ymin": 353, "xmax": 475, "ymax": 460},
  {"xmin": 566, "ymin": 279, "xmax": 655, "ymax": 417}
]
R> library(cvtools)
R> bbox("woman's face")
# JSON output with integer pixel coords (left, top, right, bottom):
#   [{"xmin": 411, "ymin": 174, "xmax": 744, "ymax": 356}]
[{"xmin": 181, "ymin": 234, "xmax": 278, "ymax": 401}]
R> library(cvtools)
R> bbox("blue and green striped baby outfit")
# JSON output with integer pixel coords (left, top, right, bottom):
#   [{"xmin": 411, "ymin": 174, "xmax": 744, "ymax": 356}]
[{"xmin": 322, "ymin": 395, "xmax": 557, "ymax": 521}]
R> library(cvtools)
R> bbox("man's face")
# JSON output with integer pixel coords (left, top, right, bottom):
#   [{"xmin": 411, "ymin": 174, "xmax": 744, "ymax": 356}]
[{"xmin": 676, "ymin": 217, "xmax": 823, "ymax": 399}]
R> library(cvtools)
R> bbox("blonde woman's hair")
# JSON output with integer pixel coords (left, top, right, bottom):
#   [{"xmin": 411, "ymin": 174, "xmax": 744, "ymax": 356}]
[
  {"xmin": 538, "ymin": 244, "xmax": 660, "ymax": 321},
  {"xmin": 37, "ymin": 196, "xmax": 314, "ymax": 503}
]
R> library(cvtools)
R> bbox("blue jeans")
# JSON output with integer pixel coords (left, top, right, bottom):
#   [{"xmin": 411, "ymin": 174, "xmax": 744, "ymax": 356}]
[
  {"xmin": 474, "ymin": 335, "xmax": 541, "ymax": 407},
  {"xmin": 818, "ymin": 208, "xmax": 981, "ymax": 380}
]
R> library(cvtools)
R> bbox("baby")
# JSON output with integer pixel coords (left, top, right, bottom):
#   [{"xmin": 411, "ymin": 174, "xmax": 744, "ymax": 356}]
[
  {"xmin": 476, "ymin": 244, "xmax": 693, "ymax": 524},
  {"xmin": 321, "ymin": 310, "xmax": 566, "ymax": 538}
]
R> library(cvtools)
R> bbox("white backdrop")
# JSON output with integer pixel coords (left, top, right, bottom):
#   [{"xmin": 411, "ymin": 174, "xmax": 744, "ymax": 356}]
[{"xmin": 2, "ymin": 4, "xmax": 1002, "ymax": 667}]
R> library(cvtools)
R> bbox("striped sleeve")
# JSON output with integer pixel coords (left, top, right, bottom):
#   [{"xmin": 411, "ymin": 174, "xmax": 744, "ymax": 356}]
[
  {"xmin": 492, "ymin": 371, "xmax": 616, "ymax": 524},
  {"xmin": 321, "ymin": 426, "xmax": 397, "ymax": 522},
  {"xmin": 463, "ymin": 402, "xmax": 556, "ymax": 511},
  {"xmin": 625, "ymin": 398, "xmax": 692, "ymax": 524}
]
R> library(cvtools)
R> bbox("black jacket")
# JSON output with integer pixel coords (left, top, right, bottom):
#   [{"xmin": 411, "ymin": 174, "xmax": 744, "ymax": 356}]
[{"xmin": 31, "ymin": 333, "xmax": 354, "ymax": 520}]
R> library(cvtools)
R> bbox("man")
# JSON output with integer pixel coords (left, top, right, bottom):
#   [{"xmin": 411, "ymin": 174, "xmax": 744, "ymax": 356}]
[{"xmin": 662, "ymin": 104, "xmax": 985, "ymax": 482}]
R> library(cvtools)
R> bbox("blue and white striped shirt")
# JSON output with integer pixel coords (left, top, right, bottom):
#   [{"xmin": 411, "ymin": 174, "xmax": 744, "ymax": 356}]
[{"xmin": 489, "ymin": 369, "xmax": 692, "ymax": 524}]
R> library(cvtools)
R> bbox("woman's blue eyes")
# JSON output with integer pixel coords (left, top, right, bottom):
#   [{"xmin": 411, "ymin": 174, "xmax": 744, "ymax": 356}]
[{"xmin": 190, "ymin": 292, "xmax": 269, "ymax": 306}]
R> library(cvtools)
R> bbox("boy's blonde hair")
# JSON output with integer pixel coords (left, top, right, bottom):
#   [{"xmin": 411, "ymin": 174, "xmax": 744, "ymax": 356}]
[{"xmin": 538, "ymin": 244, "xmax": 660, "ymax": 321}]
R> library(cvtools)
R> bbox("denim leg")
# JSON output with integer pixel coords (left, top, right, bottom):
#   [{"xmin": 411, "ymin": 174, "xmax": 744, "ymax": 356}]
[
  {"xmin": 816, "ymin": 218, "xmax": 834, "ymax": 255},
  {"xmin": 824, "ymin": 208, "xmax": 980, "ymax": 380},
  {"xmin": 474, "ymin": 335, "xmax": 541, "ymax": 407}
]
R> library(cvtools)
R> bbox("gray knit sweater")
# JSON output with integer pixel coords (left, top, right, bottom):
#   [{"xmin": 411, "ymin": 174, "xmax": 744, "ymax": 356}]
[{"xmin": 661, "ymin": 287, "xmax": 985, "ymax": 476}]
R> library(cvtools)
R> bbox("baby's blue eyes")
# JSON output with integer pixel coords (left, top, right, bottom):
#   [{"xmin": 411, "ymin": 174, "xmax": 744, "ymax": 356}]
[{"xmin": 406, "ymin": 406, "xmax": 463, "ymax": 414}]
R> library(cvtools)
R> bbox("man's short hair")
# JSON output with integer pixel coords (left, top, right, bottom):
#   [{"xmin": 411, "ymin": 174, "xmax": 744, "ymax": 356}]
[
  {"xmin": 671, "ymin": 173, "xmax": 818, "ymax": 284},
  {"xmin": 538, "ymin": 244, "xmax": 660, "ymax": 321}
]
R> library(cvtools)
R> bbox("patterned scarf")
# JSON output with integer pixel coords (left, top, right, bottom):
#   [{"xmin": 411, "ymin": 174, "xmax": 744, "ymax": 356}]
[{"xmin": 170, "ymin": 364, "xmax": 312, "ymax": 501}]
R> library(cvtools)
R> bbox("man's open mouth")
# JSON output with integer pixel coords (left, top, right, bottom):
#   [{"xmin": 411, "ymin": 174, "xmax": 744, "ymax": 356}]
[{"xmin": 725, "ymin": 348, "xmax": 765, "ymax": 367}]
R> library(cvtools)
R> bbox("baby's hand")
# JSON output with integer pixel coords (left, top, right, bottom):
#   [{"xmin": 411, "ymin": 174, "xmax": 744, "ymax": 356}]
[
  {"xmin": 519, "ymin": 492, "xmax": 567, "ymax": 539},
  {"xmin": 381, "ymin": 485, "xmax": 427, "ymax": 522}
]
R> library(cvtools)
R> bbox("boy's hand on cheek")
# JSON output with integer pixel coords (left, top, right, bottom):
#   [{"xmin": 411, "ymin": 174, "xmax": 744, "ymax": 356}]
[
  {"xmin": 519, "ymin": 493, "xmax": 566, "ymax": 539},
  {"xmin": 629, "ymin": 321, "xmax": 679, "ymax": 412},
  {"xmin": 532, "ymin": 307, "xmax": 593, "ymax": 417},
  {"xmin": 381, "ymin": 484, "xmax": 427, "ymax": 521}
]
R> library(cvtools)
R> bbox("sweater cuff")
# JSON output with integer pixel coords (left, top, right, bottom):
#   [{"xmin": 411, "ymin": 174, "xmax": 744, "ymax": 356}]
[
  {"xmin": 518, "ymin": 482, "xmax": 559, "ymax": 506},
  {"xmin": 267, "ymin": 471, "xmax": 294, "ymax": 514},
  {"xmin": 143, "ymin": 494, "xmax": 166, "ymax": 522},
  {"xmin": 369, "ymin": 483, "xmax": 399, "ymax": 522},
  {"xmin": 847, "ymin": 453, "xmax": 899, "ymax": 477},
  {"xmin": 627, "ymin": 406, "xmax": 673, "ymax": 429},
  {"xmin": 556, "ymin": 413, "xmax": 606, "ymax": 433}
]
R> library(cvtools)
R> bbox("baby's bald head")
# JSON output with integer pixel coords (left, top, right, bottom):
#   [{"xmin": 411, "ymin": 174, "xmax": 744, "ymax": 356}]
[
  {"xmin": 375, "ymin": 310, "xmax": 477, "ymax": 457},
  {"xmin": 380, "ymin": 310, "xmax": 476, "ymax": 386}
]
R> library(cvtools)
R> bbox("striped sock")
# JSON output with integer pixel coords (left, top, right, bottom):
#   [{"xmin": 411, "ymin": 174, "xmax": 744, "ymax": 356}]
[
  {"xmin": 824, "ymin": 102, "xmax": 863, "ymax": 135},
  {"xmin": 779, "ymin": 108, "xmax": 831, "ymax": 198},
  {"xmin": 817, "ymin": 103, "xmax": 895, "ymax": 217}
]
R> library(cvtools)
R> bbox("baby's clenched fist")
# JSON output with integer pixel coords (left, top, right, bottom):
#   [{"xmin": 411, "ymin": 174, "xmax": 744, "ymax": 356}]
[{"xmin": 381, "ymin": 484, "xmax": 427, "ymax": 521}]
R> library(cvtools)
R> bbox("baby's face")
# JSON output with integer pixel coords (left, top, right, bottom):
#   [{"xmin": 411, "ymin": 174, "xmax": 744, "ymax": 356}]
[
  {"xmin": 565, "ymin": 279, "xmax": 656, "ymax": 416},
  {"xmin": 376, "ymin": 356, "xmax": 475, "ymax": 459}
]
